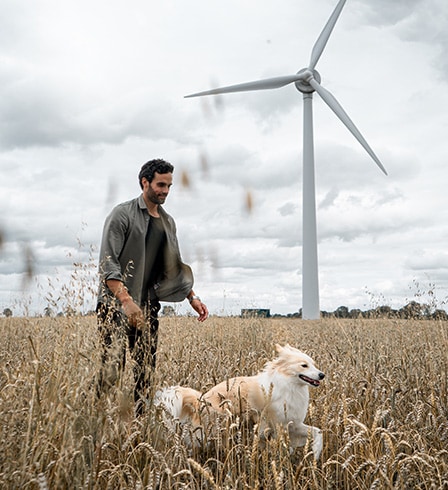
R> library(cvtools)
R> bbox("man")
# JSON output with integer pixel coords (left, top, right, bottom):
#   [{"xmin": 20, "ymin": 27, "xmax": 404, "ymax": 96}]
[{"xmin": 96, "ymin": 158, "xmax": 208, "ymax": 414}]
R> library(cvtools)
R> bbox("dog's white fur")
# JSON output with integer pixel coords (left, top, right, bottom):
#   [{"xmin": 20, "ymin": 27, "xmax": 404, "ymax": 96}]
[{"xmin": 155, "ymin": 344, "xmax": 325, "ymax": 460}]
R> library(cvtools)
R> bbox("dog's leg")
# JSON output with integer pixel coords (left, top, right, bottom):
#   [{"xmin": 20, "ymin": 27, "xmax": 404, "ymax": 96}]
[
  {"xmin": 290, "ymin": 423, "xmax": 323, "ymax": 461},
  {"xmin": 309, "ymin": 426, "xmax": 323, "ymax": 461}
]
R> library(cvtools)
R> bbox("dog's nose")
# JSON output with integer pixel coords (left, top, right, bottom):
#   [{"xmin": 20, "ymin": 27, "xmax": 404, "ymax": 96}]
[{"xmin": 319, "ymin": 372, "xmax": 325, "ymax": 380}]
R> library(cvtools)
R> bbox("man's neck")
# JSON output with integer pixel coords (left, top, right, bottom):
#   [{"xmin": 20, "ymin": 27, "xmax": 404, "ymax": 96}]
[{"xmin": 143, "ymin": 196, "xmax": 160, "ymax": 218}]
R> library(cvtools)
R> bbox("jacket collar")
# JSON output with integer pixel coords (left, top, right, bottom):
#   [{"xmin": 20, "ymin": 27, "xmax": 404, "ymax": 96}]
[
  {"xmin": 138, "ymin": 194, "xmax": 147, "ymax": 210},
  {"xmin": 137, "ymin": 193, "xmax": 166, "ymax": 215}
]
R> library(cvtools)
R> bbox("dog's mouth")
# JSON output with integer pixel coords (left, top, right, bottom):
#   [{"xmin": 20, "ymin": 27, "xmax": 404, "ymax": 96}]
[{"xmin": 299, "ymin": 374, "xmax": 321, "ymax": 387}]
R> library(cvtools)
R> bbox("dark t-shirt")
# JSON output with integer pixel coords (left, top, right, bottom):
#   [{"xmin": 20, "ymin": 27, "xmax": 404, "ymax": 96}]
[{"xmin": 141, "ymin": 216, "xmax": 166, "ymax": 304}]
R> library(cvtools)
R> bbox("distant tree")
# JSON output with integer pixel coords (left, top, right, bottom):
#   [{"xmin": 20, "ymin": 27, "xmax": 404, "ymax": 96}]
[
  {"xmin": 162, "ymin": 305, "xmax": 176, "ymax": 317},
  {"xmin": 432, "ymin": 309, "xmax": 448, "ymax": 321},
  {"xmin": 375, "ymin": 305, "xmax": 392, "ymax": 318},
  {"xmin": 349, "ymin": 309, "xmax": 363, "ymax": 319},
  {"xmin": 241, "ymin": 309, "xmax": 271, "ymax": 318},
  {"xmin": 334, "ymin": 306, "xmax": 349, "ymax": 318},
  {"xmin": 3, "ymin": 308, "xmax": 13, "ymax": 317},
  {"xmin": 399, "ymin": 301, "xmax": 423, "ymax": 319},
  {"xmin": 44, "ymin": 306, "xmax": 54, "ymax": 317}
]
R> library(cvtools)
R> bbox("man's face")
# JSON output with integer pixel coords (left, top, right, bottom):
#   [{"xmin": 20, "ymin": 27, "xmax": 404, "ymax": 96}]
[{"xmin": 142, "ymin": 172, "xmax": 173, "ymax": 205}]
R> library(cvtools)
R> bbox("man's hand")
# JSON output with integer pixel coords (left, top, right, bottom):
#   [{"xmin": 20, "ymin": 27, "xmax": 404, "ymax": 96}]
[
  {"xmin": 190, "ymin": 298, "xmax": 209, "ymax": 322},
  {"xmin": 107, "ymin": 279, "xmax": 145, "ymax": 329},
  {"xmin": 121, "ymin": 297, "xmax": 145, "ymax": 329}
]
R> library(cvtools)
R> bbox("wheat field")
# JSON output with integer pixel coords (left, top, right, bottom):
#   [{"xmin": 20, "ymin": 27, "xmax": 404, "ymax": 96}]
[{"xmin": 0, "ymin": 315, "xmax": 447, "ymax": 489}]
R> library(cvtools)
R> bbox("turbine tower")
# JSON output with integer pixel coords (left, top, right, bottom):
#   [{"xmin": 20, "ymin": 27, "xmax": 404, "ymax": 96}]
[{"xmin": 185, "ymin": 0, "xmax": 387, "ymax": 319}]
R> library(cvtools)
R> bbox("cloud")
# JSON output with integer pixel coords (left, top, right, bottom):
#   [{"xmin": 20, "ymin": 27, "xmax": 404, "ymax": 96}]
[
  {"xmin": 353, "ymin": 0, "xmax": 422, "ymax": 26},
  {"xmin": 1, "ymin": 0, "xmax": 448, "ymax": 316},
  {"xmin": 278, "ymin": 202, "xmax": 297, "ymax": 217},
  {"xmin": 405, "ymin": 250, "xmax": 448, "ymax": 272}
]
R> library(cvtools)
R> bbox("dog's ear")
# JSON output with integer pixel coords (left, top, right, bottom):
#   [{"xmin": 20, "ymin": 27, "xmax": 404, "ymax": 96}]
[{"xmin": 275, "ymin": 343, "xmax": 284, "ymax": 353}]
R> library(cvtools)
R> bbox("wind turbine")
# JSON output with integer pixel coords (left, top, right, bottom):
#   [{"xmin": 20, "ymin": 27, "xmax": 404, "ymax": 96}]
[{"xmin": 185, "ymin": 0, "xmax": 387, "ymax": 319}]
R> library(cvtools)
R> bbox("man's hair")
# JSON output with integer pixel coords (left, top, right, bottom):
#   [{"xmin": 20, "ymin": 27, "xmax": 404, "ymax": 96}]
[{"xmin": 139, "ymin": 159, "xmax": 174, "ymax": 188}]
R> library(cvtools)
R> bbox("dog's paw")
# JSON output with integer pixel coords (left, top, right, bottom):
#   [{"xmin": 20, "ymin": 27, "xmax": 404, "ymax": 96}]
[{"xmin": 312, "ymin": 429, "xmax": 323, "ymax": 461}]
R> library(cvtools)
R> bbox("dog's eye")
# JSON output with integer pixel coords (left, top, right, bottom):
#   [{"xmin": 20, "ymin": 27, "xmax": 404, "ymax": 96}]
[{"xmin": 301, "ymin": 363, "xmax": 308, "ymax": 368}]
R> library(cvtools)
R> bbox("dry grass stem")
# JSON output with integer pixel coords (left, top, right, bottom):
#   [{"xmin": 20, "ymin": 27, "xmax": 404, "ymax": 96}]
[{"xmin": 0, "ymin": 315, "xmax": 447, "ymax": 488}]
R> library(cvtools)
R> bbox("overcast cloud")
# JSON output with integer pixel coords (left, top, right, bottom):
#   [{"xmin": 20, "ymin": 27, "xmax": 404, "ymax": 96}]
[{"xmin": 1, "ymin": 0, "xmax": 448, "ymax": 316}]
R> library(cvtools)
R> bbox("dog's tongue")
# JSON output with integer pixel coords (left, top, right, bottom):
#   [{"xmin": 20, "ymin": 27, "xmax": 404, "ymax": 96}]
[{"xmin": 300, "ymin": 375, "xmax": 320, "ymax": 386}]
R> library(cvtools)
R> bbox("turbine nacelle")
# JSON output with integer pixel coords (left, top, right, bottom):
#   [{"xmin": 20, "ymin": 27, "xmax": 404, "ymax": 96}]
[{"xmin": 295, "ymin": 68, "xmax": 321, "ymax": 94}]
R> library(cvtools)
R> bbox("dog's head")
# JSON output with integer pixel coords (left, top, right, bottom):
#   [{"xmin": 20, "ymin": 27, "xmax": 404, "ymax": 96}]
[{"xmin": 272, "ymin": 344, "xmax": 325, "ymax": 387}]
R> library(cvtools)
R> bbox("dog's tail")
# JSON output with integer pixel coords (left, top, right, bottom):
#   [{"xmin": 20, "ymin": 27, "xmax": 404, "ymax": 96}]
[
  {"xmin": 154, "ymin": 385, "xmax": 204, "ymax": 424},
  {"xmin": 154, "ymin": 386, "xmax": 185, "ymax": 419},
  {"xmin": 155, "ymin": 386, "xmax": 209, "ymax": 448}
]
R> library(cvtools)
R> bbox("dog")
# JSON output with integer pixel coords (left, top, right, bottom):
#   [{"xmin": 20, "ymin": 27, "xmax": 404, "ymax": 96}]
[{"xmin": 155, "ymin": 344, "xmax": 325, "ymax": 460}]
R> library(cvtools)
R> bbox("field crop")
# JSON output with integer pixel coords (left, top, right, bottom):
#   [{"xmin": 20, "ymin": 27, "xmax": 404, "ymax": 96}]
[{"xmin": 0, "ymin": 315, "xmax": 447, "ymax": 489}]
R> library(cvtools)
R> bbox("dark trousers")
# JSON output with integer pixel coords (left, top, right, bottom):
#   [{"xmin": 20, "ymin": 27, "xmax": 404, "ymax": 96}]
[{"xmin": 96, "ymin": 300, "xmax": 161, "ymax": 411}]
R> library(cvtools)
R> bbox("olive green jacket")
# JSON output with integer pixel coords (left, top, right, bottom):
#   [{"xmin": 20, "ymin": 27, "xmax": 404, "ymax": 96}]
[{"xmin": 97, "ymin": 195, "xmax": 193, "ymax": 309}]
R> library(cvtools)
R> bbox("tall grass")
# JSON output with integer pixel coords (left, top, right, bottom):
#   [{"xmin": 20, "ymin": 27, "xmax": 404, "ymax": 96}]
[{"xmin": 0, "ymin": 315, "xmax": 447, "ymax": 489}]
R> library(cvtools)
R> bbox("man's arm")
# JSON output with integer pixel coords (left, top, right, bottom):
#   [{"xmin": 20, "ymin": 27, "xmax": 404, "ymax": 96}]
[
  {"xmin": 99, "ymin": 207, "xmax": 128, "ymax": 279},
  {"xmin": 107, "ymin": 279, "xmax": 145, "ymax": 328},
  {"xmin": 187, "ymin": 291, "xmax": 209, "ymax": 322}
]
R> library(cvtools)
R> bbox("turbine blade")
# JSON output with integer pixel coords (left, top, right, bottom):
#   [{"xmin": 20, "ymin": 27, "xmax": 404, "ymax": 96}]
[
  {"xmin": 309, "ymin": 77, "xmax": 388, "ymax": 175},
  {"xmin": 309, "ymin": 0, "xmax": 347, "ymax": 71},
  {"xmin": 185, "ymin": 74, "xmax": 304, "ymax": 98}
]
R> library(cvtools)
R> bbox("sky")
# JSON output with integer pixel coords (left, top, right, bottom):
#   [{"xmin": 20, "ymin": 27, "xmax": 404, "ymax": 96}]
[{"xmin": 1, "ymin": 0, "xmax": 448, "ymax": 316}]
